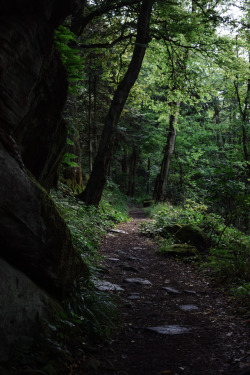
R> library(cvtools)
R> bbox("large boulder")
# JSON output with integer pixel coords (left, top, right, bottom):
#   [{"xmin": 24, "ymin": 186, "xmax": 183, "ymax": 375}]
[
  {"xmin": 161, "ymin": 224, "xmax": 209, "ymax": 252},
  {"xmin": 0, "ymin": 113, "xmax": 89, "ymax": 300},
  {"xmin": 0, "ymin": 258, "xmax": 62, "ymax": 362},
  {"xmin": 175, "ymin": 224, "xmax": 209, "ymax": 252}
]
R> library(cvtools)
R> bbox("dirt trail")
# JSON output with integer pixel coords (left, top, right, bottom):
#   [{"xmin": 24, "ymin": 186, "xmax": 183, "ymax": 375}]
[{"xmin": 85, "ymin": 208, "xmax": 250, "ymax": 375}]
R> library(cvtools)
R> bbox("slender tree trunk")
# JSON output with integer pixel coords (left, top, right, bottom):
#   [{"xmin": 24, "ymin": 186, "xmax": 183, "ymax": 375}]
[
  {"xmin": 93, "ymin": 74, "xmax": 98, "ymax": 155},
  {"xmin": 234, "ymin": 43, "xmax": 249, "ymax": 166},
  {"xmin": 77, "ymin": 0, "xmax": 154, "ymax": 206},
  {"xmin": 146, "ymin": 157, "xmax": 150, "ymax": 195},
  {"xmin": 179, "ymin": 160, "xmax": 183, "ymax": 188},
  {"xmin": 88, "ymin": 75, "xmax": 93, "ymax": 172},
  {"xmin": 127, "ymin": 147, "xmax": 137, "ymax": 196},
  {"xmin": 121, "ymin": 147, "xmax": 129, "ymax": 173},
  {"xmin": 153, "ymin": 102, "xmax": 180, "ymax": 202}
]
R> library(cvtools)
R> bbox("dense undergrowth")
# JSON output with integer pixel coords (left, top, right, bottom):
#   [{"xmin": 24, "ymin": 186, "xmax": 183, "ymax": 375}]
[
  {"xmin": 52, "ymin": 180, "xmax": 129, "ymax": 271},
  {"xmin": 140, "ymin": 200, "xmax": 250, "ymax": 308},
  {"xmin": 50, "ymin": 180, "xmax": 129, "ymax": 339}
]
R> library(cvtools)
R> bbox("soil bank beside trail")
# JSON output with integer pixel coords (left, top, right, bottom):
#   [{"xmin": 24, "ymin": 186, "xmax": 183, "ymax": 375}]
[{"xmin": 86, "ymin": 208, "xmax": 250, "ymax": 375}]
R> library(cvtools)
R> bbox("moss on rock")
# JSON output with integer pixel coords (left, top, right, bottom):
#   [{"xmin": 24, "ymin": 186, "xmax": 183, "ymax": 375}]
[
  {"xmin": 161, "ymin": 244, "xmax": 198, "ymax": 257},
  {"xmin": 175, "ymin": 224, "xmax": 209, "ymax": 252},
  {"xmin": 162, "ymin": 224, "xmax": 182, "ymax": 235},
  {"xmin": 39, "ymin": 187, "xmax": 89, "ymax": 298}
]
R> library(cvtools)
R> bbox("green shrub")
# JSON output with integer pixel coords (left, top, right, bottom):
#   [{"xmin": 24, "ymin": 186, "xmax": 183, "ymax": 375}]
[
  {"xmin": 48, "ymin": 182, "xmax": 128, "ymax": 343},
  {"xmin": 140, "ymin": 200, "xmax": 250, "ymax": 304}
]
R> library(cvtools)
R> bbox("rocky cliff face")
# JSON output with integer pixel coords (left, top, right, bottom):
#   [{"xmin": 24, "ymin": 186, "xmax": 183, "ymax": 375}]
[
  {"xmin": 14, "ymin": 45, "xmax": 68, "ymax": 190},
  {"xmin": 0, "ymin": 0, "xmax": 87, "ymax": 361}
]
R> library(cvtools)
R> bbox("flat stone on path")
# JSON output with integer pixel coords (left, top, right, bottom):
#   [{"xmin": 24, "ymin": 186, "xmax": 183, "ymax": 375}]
[
  {"xmin": 124, "ymin": 278, "xmax": 152, "ymax": 285},
  {"xmin": 184, "ymin": 289, "xmax": 197, "ymax": 295},
  {"xmin": 147, "ymin": 325, "xmax": 192, "ymax": 335},
  {"xmin": 120, "ymin": 265, "xmax": 139, "ymax": 273},
  {"xmin": 128, "ymin": 293, "xmax": 141, "ymax": 300},
  {"xmin": 93, "ymin": 279, "xmax": 124, "ymax": 291},
  {"xmin": 162, "ymin": 286, "xmax": 181, "ymax": 294},
  {"xmin": 109, "ymin": 228, "xmax": 128, "ymax": 234},
  {"xmin": 179, "ymin": 304, "xmax": 199, "ymax": 311},
  {"xmin": 126, "ymin": 256, "xmax": 140, "ymax": 261},
  {"xmin": 105, "ymin": 257, "xmax": 120, "ymax": 261}
]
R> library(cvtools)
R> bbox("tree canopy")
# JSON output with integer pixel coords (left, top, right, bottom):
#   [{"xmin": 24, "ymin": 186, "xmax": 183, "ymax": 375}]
[{"xmin": 54, "ymin": 0, "xmax": 249, "ymax": 230}]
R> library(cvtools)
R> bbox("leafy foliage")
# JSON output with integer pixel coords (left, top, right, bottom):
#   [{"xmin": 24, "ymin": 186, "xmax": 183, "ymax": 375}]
[
  {"xmin": 52, "ymin": 182, "xmax": 128, "ymax": 268},
  {"xmin": 140, "ymin": 201, "xmax": 250, "ymax": 304},
  {"xmin": 55, "ymin": 25, "xmax": 85, "ymax": 94}
]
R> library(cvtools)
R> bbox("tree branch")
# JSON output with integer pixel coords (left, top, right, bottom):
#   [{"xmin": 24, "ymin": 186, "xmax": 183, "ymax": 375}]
[
  {"xmin": 76, "ymin": 0, "xmax": 141, "ymax": 36},
  {"xmin": 79, "ymin": 33, "xmax": 135, "ymax": 49}
]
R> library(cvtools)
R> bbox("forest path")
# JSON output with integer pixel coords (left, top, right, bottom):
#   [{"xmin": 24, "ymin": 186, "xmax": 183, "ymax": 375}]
[{"xmin": 85, "ymin": 208, "xmax": 249, "ymax": 375}]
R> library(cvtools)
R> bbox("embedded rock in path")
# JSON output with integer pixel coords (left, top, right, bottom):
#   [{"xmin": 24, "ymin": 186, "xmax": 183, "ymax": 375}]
[
  {"xmin": 126, "ymin": 256, "xmax": 140, "ymax": 262},
  {"xmin": 179, "ymin": 304, "xmax": 199, "ymax": 311},
  {"xmin": 120, "ymin": 265, "xmax": 139, "ymax": 273},
  {"xmin": 162, "ymin": 286, "xmax": 181, "ymax": 294},
  {"xmin": 128, "ymin": 293, "xmax": 141, "ymax": 300},
  {"xmin": 147, "ymin": 325, "xmax": 192, "ymax": 335},
  {"xmin": 124, "ymin": 278, "xmax": 152, "ymax": 285},
  {"xmin": 109, "ymin": 229, "xmax": 128, "ymax": 234},
  {"xmin": 184, "ymin": 289, "xmax": 196, "ymax": 295},
  {"xmin": 93, "ymin": 279, "xmax": 124, "ymax": 292},
  {"xmin": 105, "ymin": 257, "xmax": 120, "ymax": 262}
]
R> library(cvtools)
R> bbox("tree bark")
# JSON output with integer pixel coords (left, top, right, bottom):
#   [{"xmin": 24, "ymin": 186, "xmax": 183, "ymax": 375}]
[
  {"xmin": 77, "ymin": 0, "xmax": 154, "ymax": 206},
  {"xmin": 88, "ymin": 75, "xmax": 93, "ymax": 172},
  {"xmin": 127, "ymin": 147, "xmax": 138, "ymax": 196},
  {"xmin": 146, "ymin": 157, "xmax": 151, "ymax": 195},
  {"xmin": 153, "ymin": 102, "xmax": 180, "ymax": 202}
]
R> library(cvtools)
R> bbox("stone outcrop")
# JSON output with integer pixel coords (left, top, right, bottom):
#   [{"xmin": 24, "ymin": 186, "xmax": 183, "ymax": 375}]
[
  {"xmin": 14, "ymin": 45, "xmax": 68, "ymax": 190},
  {"xmin": 0, "ymin": 0, "xmax": 88, "ymax": 361},
  {"xmin": 161, "ymin": 224, "xmax": 209, "ymax": 252},
  {"xmin": 174, "ymin": 224, "xmax": 209, "ymax": 252}
]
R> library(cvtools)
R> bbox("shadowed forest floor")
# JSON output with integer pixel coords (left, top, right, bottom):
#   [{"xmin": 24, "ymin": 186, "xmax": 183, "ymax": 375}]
[{"xmin": 82, "ymin": 208, "xmax": 250, "ymax": 375}]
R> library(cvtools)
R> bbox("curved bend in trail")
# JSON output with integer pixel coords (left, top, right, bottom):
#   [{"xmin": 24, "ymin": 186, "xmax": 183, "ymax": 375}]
[{"xmin": 86, "ymin": 208, "xmax": 250, "ymax": 375}]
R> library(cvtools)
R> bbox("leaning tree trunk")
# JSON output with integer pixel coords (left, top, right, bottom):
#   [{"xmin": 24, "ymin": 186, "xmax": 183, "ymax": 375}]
[
  {"xmin": 153, "ymin": 102, "xmax": 180, "ymax": 202},
  {"xmin": 77, "ymin": 0, "xmax": 155, "ymax": 206}
]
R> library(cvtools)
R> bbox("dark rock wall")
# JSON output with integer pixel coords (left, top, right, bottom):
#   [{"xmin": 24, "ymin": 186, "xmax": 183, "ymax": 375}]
[
  {"xmin": 14, "ymin": 45, "xmax": 68, "ymax": 190},
  {"xmin": 0, "ymin": 1, "xmax": 75, "ymax": 189},
  {"xmin": 0, "ymin": 0, "xmax": 87, "ymax": 360}
]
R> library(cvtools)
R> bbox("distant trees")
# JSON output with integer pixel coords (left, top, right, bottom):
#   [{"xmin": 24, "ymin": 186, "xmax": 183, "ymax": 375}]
[{"xmin": 55, "ymin": 0, "xmax": 249, "ymax": 229}]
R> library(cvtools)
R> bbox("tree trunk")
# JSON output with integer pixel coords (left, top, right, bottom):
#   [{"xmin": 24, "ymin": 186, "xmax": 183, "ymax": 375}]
[
  {"xmin": 153, "ymin": 102, "xmax": 180, "ymax": 202},
  {"xmin": 146, "ymin": 157, "xmax": 151, "ymax": 195},
  {"xmin": 77, "ymin": 0, "xmax": 154, "ymax": 206},
  {"xmin": 127, "ymin": 147, "xmax": 138, "ymax": 196},
  {"xmin": 88, "ymin": 75, "xmax": 93, "ymax": 172},
  {"xmin": 121, "ymin": 147, "xmax": 129, "ymax": 174}
]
